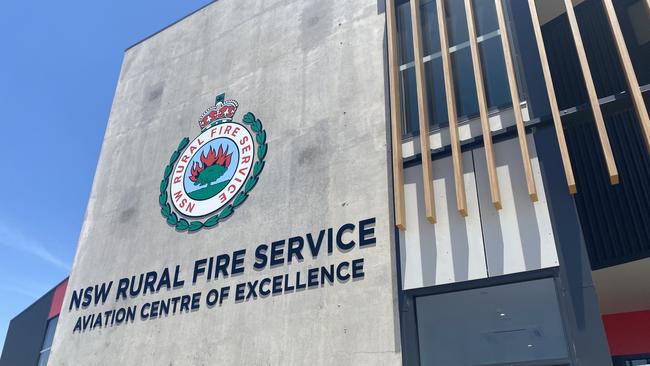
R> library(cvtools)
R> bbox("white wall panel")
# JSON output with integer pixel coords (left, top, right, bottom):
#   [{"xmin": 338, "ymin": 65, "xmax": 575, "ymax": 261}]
[
  {"xmin": 473, "ymin": 136, "xmax": 559, "ymax": 277},
  {"xmin": 529, "ymin": 138, "xmax": 560, "ymax": 270},
  {"xmin": 400, "ymin": 152, "xmax": 487, "ymax": 290}
]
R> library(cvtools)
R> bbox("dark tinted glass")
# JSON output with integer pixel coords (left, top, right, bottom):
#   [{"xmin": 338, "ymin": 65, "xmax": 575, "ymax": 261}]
[
  {"xmin": 445, "ymin": 0, "xmax": 469, "ymax": 46},
  {"xmin": 628, "ymin": 359, "xmax": 650, "ymax": 366},
  {"xmin": 451, "ymin": 47, "xmax": 479, "ymax": 118},
  {"xmin": 480, "ymin": 36, "xmax": 512, "ymax": 109},
  {"xmin": 396, "ymin": 0, "xmax": 512, "ymax": 136},
  {"xmin": 37, "ymin": 316, "xmax": 58, "ymax": 366},
  {"xmin": 416, "ymin": 278, "xmax": 569, "ymax": 366},
  {"xmin": 400, "ymin": 67, "xmax": 420, "ymax": 136},
  {"xmin": 41, "ymin": 316, "xmax": 58, "ymax": 350},
  {"xmin": 397, "ymin": 1, "xmax": 414, "ymax": 65},
  {"xmin": 37, "ymin": 350, "xmax": 50, "ymax": 366},
  {"xmin": 472, "ymin": 0, "xmax": 499, "ymax": 35},
  {"xmin": 424, "ymin": 57, "xmax": 448, "ymax": 128},
  {"xmin": 421, "ymin": 0, "xmax": 441, "ymax": 56}
]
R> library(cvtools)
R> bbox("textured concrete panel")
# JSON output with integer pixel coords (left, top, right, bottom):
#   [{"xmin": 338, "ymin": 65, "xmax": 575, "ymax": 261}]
[{"xmin": 48, "ymin": 1, "xmax": 401, "ymax": 365}]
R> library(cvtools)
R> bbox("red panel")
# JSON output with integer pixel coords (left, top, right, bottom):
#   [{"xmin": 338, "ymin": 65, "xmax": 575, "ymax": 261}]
[
  {"xmin": 603, "ymin": 310, "xmax": 650, "ymax": 356},
  {"xmin": 48, "ymin": 278, "xmax": 69, "ymax": 319}
]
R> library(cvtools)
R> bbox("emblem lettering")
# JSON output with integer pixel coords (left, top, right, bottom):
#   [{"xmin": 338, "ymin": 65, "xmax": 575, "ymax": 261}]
[{"xmin": 159, "ymin": 92, "xmax": 267, "ymax": 231}]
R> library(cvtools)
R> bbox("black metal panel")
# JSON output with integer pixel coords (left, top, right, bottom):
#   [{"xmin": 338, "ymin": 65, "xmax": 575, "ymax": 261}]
[
  {"xmin": 614, "ymin": 0, "xmax": 650, "ymax": 87},
  {"xmin": 564, "ymin": 106, "xmax": 650, "ymax": 270},
  {"xmin": 541, "ymin": 0, "xmax": 650, "ymax": 270},
  {"xmin": 575, "ymin": 0, "xmax": 627, "ymax": 97},
  {"xmin": 534, "ymin": 123, "xmax": 614, "ymax": 366},
  {"xmin": 504, "ymin": 0, "xmax": 552, "ymax": 121},
  {"xmin": 542, "ymin": 10, "xmax": 588, "ymax": 111},
  {"xmin": 0, "ymin": 290, "xmax": 54, "ymax": 366},
  {"xmin": 543, "ymin": 0, "xmax": 627, "ymax": 103}
]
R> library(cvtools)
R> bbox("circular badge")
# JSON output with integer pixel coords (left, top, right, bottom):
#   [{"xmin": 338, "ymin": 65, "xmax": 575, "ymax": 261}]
[
  {"xmin": 158, "ymin": 93, "xmax": 267, "ymax": 232},
  {"xmin": 170, "ymin": 122, "xmax": 254, "ymax": 217}
]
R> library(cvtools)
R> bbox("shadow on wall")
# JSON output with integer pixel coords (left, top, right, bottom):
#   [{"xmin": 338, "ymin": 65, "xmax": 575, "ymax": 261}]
[{"xmin": 400, "ymin": 136, "xmax": 558, "ymax": 290}]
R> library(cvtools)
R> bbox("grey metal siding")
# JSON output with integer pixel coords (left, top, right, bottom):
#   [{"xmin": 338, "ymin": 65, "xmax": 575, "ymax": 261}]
[{"xmin": 0, "ymin": 290, "xmax": 54, "ymax": 366}]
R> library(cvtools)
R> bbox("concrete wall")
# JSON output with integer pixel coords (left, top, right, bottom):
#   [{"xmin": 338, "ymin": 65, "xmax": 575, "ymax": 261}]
[{"xmin": 48, "ymin": 1, "xmax": 402, "ymax": 365}]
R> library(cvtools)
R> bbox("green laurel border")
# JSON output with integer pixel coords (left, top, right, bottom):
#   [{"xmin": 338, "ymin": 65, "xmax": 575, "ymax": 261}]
[{"xmin": 158, "ymin": 112, "xmax": 267, "ymax": 232}]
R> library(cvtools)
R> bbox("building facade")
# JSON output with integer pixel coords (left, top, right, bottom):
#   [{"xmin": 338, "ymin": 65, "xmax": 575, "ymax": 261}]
[
  {"xmin": 391, "ymin": 0, "xmax": 650, "ymax": 364},
  {"xmin": 2, "ymin": 0, "xmax": 649, "ymax": 365},
  {"xmin": 0, "ymin": 279, "xmax": 67, "ymax": 366}
]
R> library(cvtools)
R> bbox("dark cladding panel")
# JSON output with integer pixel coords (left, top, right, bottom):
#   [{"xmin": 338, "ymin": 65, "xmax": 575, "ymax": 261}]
[
  {"xmin": 0, "ymin": 290, "xmax": 54, "ymax": 366},
  {"xmin": 542, "ymin": 0, "xmax": 628, "ymax": 106},
  {"xmin": 565, "ymin": 107, "xmax": 650, "ymax": 269},
  {"xmin": 614, "ymin": 0, "xmax": 650, "ymax": 87},
  {"xmin": 504, "ymin": 0, "xmax": 551, "ymax": 121},
  {"xmin": 574, "ymin": 0, "xmax": 627, "ymax": 97},
  {"xmin": 541, "ymin": 6, "xmax": 588, "ymax": 111},
  {"xmin": 540, "ymin": 0, "xmax": 650, "ymax": 270}
]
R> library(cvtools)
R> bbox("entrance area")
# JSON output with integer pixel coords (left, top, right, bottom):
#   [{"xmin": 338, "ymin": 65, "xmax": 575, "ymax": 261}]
[{"xmin": 413, "ymin": 276, "xmax": 571, "ymax": 366}]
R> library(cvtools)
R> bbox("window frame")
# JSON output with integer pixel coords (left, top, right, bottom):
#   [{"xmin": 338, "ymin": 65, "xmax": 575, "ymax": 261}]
[
  {"xmin": 36, "ymin": 315, "xmax": 59, "ymax": 366},
  {"xmin": 394, "ymin": 0, "xmax": 515, "ymax": 140}
]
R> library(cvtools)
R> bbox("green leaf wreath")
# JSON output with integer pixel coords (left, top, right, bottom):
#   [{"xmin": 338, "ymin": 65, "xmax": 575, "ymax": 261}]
[{"xmin": 158, "ymin": 112, "xmax": 267, "ymax": 232}]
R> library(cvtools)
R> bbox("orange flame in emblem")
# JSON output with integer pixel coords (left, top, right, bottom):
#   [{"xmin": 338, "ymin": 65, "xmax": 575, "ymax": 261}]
[{"xmin": 188, "ymin": 145, "xmax": 232, "ymax": 182}]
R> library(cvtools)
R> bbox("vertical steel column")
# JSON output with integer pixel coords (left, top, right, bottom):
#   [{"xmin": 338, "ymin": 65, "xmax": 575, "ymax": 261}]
[
  {"xmin": 464, "ymin": 0, "xmax": 502, "ymax": 209},
  {"xmin": 602, "ymin": 0, "xmax": 650, "ymax": 153},
  {"xmin": 436, "ymin": 0, "xmax": 468, "ymax": 216},
  {"xmin": 563, "ymin": 0, "xmax": 619, "ymax": 185},
  {"xmin": 410, "ymin": 0, "xmax": 437, "ymax": 224},
  {"xmin": 387, "ymin": 0, "xmax": 407, "ymax": 230},
  {"xmin": 495, "ymin": 0, "xmax": 538, "ymax": 202},
  {"xmin": 527, "ymin": 0, "xmax": 577, "ymax": 194}
]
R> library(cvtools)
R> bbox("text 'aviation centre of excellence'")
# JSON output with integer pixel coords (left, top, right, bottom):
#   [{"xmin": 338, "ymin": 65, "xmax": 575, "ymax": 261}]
[{"xmin": 68, "ymin": 217, "xmax": 378, "ymax": 333}]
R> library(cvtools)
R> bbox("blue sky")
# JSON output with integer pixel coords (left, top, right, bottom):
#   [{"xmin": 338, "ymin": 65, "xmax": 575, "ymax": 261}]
[{"xmin": 0, "ymin": 0, "xmax": 211, "ymax": 354}]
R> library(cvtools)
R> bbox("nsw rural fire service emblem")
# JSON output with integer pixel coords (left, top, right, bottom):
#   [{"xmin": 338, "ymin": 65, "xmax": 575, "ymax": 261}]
[{"xmin": 159, "ymin": 93, "xmax": 267, "ymax": 232}]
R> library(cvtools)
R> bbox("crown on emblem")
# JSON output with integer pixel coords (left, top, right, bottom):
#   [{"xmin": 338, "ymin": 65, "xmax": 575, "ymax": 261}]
[{"xmin": 198, "ymin": 93, "xmax": 239, "ymax": 131}]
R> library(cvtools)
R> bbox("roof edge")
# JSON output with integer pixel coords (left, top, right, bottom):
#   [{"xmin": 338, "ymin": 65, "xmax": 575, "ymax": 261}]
[{"xmin": 125, "ymin": 0, "xmax": 216, "ymax": 52}]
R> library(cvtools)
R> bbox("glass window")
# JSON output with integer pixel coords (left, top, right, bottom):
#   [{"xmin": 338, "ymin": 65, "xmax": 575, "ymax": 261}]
[
  {"xmin": 445, "ymin": 0, "xmax": 469, "ymax": 46},
  {"xmin": 395, "ymin": 0, "xmax": 513, "ymax": 138},
  {"xmin": 400, "ymin": 67, "xmax": 420, "ymax": 136},
  {"xmin": 451, "ymin": 47, "xmax": 479, "ymax": 118},
  {"xmin": 479, "ymin": 36, "xmax": 511, "ymax": 109},
  {"xmin": 472, "ymin": 0, "xmax": 499, "ymax": 36},
  {"xmin": 628, "ymin": 359, "xmax": 650, "ymax": 366},
  {"xmin": 421, "ymin": 0, "xmax": 448, "ymax": 129},
  {"xmin": 37, "ymin": 350, "xmax": 50, "ymax": 366},
  {"xmin": 445, "ymin": 0, "xmax": 481, "ymax": 120},
  {"xmin": 425, "ymin": 56, "xmax": 448, "ymax": 128},
  {"xmin": 415, "ymin": 278, "xmax": 569, "ymax": 366},
  {"xmin": 397, "ymin": 1, "xmax": 415, "ymax": 65},
  {"xmin": 421, "ymin": 0, "xmax": 441, "ymax": 56},
  {"xmin": 37, "ymin": 316, "xmax": 58, "ymax": 366},
  {"xmin": 396, "ymin": 1, "xmax": 419, "ymax": 137}
]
